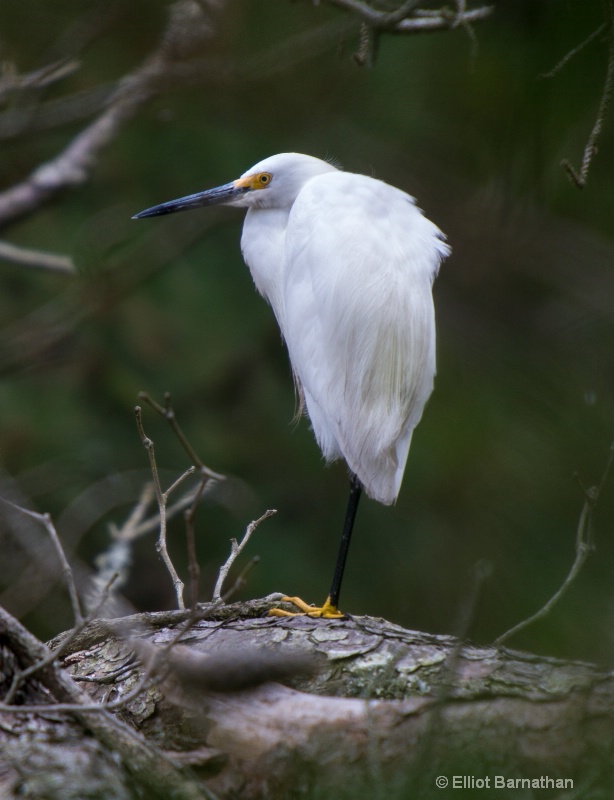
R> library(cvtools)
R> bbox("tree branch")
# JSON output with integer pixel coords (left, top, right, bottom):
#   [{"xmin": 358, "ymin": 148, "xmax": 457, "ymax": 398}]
[
  {"xmin": 0, "ymin": 1, "xmax": 222, "ymax": 230},
  {"xmin": 0, "ymin": 498, "xmax": 83, "ymax": 625},
  {"xmin": 319, "ymin": 0, "xmax": 493, "ymax": 33},
  {"xmin": 561, "ymin": 34, "xmax": 614, "ymax": 188},
  {"xmin": 212, "ymin": 510, "xmax": 276, "ymax": 602},
  {"xmin": 135, "ymin": 406, "xmax": 194, "ymax": 610},
  {"xmin": 0, "ymin": 239, "xmax": 75, "ymax": 274},
  {"xmin": 52, "ymin": 602, "xmax": 614, "ymax": 798},
  {"xmin": 495, "ymin": 441, "xmax": 614, "ymax": 645}
]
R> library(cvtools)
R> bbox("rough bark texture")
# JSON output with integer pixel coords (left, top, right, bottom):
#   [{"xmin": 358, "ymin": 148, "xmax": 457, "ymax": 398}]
[{"xmin": 2, "ymin": 598, "xmax": 614, "ymax": 799}]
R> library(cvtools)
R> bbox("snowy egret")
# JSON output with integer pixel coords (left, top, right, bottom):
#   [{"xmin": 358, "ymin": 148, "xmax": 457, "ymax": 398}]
[{"xmin": 133, "ymin": 152, "xmax": 450, "ymax": 617}]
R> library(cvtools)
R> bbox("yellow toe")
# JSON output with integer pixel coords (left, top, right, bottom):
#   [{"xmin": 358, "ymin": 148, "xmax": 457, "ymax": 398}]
[{"xmin": 269, "ymin": 595, "xmax": 346, "ymax": 619}]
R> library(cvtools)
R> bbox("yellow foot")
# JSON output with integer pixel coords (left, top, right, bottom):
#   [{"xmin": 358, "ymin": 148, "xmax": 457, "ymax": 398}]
[{"xmin": 269, "ymin": 595, "xmax": 346, "ymax": 619}]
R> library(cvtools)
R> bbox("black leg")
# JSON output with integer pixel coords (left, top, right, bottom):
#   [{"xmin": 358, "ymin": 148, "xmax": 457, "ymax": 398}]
[{"xmin": 327, "ymin": 472, "xmax": 363, "ymax": 610}]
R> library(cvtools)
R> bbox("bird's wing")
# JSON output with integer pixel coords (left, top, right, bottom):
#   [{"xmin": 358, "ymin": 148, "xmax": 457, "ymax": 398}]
[{"xmin": 283, "ymin": 171, "xmax": 449, "ymax": 504}]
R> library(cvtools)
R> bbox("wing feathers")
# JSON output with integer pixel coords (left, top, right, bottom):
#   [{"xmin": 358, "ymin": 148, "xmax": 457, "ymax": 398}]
[{"xmin": 281, "ymin": 171, "xmax": 448, "ymax": 504}]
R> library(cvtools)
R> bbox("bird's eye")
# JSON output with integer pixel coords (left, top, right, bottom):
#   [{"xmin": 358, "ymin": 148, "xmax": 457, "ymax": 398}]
[{"xmin": 258, "ymin": 173, "xmax": 271, "ymax": 185}]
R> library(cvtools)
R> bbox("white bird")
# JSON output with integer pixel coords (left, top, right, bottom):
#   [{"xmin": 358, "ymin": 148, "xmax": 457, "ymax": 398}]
[{"xmin": 133, "ymin": 152, "xmax": 450, "ymax": 617}]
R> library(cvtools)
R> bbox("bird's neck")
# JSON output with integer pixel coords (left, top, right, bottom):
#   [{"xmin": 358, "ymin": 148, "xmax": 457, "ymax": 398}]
[{"xmin": 241, "ymin": 207, "xmax": 291, "ymax": 335}]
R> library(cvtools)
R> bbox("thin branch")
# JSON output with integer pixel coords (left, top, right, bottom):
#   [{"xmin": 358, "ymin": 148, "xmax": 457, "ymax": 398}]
[
  {"xmin": 0, "ymin": 239, "xmax": 75, "ymax": 274},
  {"xmin": 213, "ymin": 510, "xmax": 276, "ymax": 602},
  {"xmin": 320, "ymin": 0, "xmax": 493, "ymax": 33},
  {"xmin": 220, "ymin": 555, "xmax": 261, "ymax": 603},
  {"xmin": 166, "ymin": 465, "xmax": 198, "ymax": 497},
  {"xmin": 382, "ymin": 6, "xmax": 493, "ymax": 32},
  {"xmin": 135, "ymin": 406, "xmax": 186, "ymax": 610},
  {"xmin": 0, "ymin": 497, "xmax": 83, "ymax": 625},
  {"xmin": 495, "ymin": 442, "xmax": 614, "ymax": 646},
  {"xmin": 561, "ymin": 26, "xmax": 614, "ymax": 188},
  {"xmin": 184, "ymin": 475, "xmax": 208, "ymax": 608},
  {"xmin": 112, "ymin": 482, "xmax": 157, "ymax": 543},
  {"xmin": 138, "ymin": 391, "xmax": 225, "ymax": 480},
  {"xmin": 453, "ymin": 0, "xmax": 479, "ymax": 58},
  {"xmin": 126, "ymin": 488, "xmax": 203, "ymax": 540},
  {"xmin": 323, "ymin": 0, "xmax": 426, "ymax": 27},
  {"xmin": 541, "ymin": 23, "xmax": 607, "ymax": 79},
  {"xmin": 353, "ymin": 22, "xmax": 380, "ymax": 67}
]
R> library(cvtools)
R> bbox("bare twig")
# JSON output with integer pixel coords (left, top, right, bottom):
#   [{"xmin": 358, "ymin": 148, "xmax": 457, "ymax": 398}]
[
  {"xmin": 166, "ymin": 465, "xmax": 198, "ymax": 496},
  {"xmin": 452, "ymin": 0, "xmax": 479, "ymax": 58},
  {"xmin": 112, "ymin": 482, "xmax": 157, "ymax": 543},
  {"xmin": 220, "ymin": 555, "xmax": 261, "ymax": 603},
  {"xmin": 542, "ymin": 13, "xmax": 614, "ymax": 189},
  {"xmin": 0, "ymin": 239, "xmax": 75, "ymax": 274},
  {"xmin": 125, "ymin": 488, "xmax": 203, "ymax": 540},
  {"xmin": 213, "ymin": 510, "xmax": 276, "ymax": 602},
  {"xmin": 0, "ymin": 497, "xmax": 83, "ymax": 625},
  {"xmin": 561, "ymin": 43, "xmax": 614, "ymax": 188},
  {"xmin": 138, "ymin": 391, "xmax": 225, "ymax": 480},
  {"xmin": 137, "ymin": 394, "xmax": 226, "ymax": 607},
  {"xmin": 184, "ymin": 475, "xmax": 209, "ymax": 608},
  {"xmin": 322, "ymin": 0, "xmax": 491, "ymax": 66},
  {"xmin": 319, "ymin": 0, "xmax": 493, "ymax": 33},
  {"xmin": 135, "ymin": 405, "xmax": 193, "ymax": 610},
  {"xmin": 353, "ymin": 22, "xmax": 380, "ymax": 66},
  {"xmin": 541, "ymin": 22, "xmax": 607, "ymax": 79},
  {"xmin": 495, "ymin": 442, "xmax": 614, "ymax": 646}
]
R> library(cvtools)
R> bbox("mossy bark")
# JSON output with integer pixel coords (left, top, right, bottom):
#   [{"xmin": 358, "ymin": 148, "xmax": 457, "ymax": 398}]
[{"xmin": 2, "ymin": 598, "xmax": 613, "ymax": 799}]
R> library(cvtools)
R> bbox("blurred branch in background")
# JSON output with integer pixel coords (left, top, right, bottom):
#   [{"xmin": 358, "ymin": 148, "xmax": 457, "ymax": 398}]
[
  {"xmin": 0, "ymin": 1, "xmax": 224, "ymax": 232},
  {"xmin": 542, "ymin": 9, "xmax": 614, "ymax": 189},
  {"xmin": 315, "ymin": 0, "xmax": 492, "ymax": 32},
  {"xmin": 0, "ymin": 58, "xmax": 80, "ymax": 102},
  {"xmin": 138, "ymin": 392, "xmax": 226, "ymax": 480},
  {"xmin": 86, "ymin": 482, "xmax": 155, "ymax": 617},
  {"xmin": 0, "ymin": 0, "xmax": 496, "ymax": 379},
  {"xmin": 0, "ymin": 239, "xmax": 75, "ymax": 274},
  {"xmin": 0, "ymin": 497, "xmax": 85, "ymax": 626},
  {"xmin": 0, "ymin": 0, "xmax": 494, "ymax": 235},
  {"xmin": 313, "ymin": 0, "xmax": 492, "ymax": 65},
  {"xmin": 495, "ymin": 441, "xmax": 614, "ymax": 646}
]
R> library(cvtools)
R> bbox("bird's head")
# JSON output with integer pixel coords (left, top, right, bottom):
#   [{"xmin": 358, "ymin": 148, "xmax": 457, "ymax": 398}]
[{"xmin": 132, "ymin": 153, "xmax": 338, "ymax": 219}]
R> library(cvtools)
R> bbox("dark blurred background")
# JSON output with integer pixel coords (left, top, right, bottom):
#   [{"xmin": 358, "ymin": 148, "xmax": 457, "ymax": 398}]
[{"xmin": 0, "ymin": 0, "xmax": 612, "ymax": 663}]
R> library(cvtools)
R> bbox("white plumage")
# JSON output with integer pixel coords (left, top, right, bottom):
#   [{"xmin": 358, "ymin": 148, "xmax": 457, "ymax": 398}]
[{"xmin": 238, "ymin": 153, "xmax": 449, "ymax": 504}]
